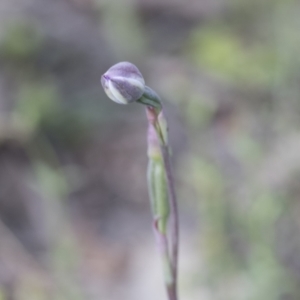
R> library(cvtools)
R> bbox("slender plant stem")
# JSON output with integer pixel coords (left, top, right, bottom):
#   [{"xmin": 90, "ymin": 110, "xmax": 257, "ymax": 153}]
[
  {"xmin": 167, "ymin": 285, "xmax": 177, "ymax": 300},
  {"xmin": 160, "ymin": 144, "xmax": 179, "ymax": 293},
  {"xmin": 147, "ymin": 106, "xmax": 179, "ymax": 300}
]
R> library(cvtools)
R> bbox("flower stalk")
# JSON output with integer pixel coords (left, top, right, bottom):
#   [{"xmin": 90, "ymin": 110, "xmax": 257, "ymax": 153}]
[
  {"xmin": 101, "ymin": 62, "xmax": 179, "ymax": 300},
  {"xmin": 146, "ymin": 106, "xmax": 179, "ymax": 300}
]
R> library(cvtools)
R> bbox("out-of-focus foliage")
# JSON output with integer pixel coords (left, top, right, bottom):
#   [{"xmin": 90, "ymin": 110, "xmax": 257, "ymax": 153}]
[
  {"xmin": 15, "ymin": 82, "xmax": 60, "ymax": 132},
  {"xmin": 188, "ymin": 27, "xmax": 277, "ymax": 86},
  {"xmin": 0, "ymin": 22, "xmax": 43, "ymax": 64}
]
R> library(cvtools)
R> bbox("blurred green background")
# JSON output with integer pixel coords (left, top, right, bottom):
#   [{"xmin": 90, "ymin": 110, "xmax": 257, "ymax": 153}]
[{"xmin": 0, "ymin": 0, "xmax": 300, "ymax": 299}]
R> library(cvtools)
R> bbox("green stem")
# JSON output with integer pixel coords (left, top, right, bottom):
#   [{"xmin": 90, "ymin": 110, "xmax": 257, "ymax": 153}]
[
  {"xmin": 146, "ymin": 105, "xmax": 179, "ymax": 300},
  {"xmin": 155, "ymin": 112, "xmax": 179, "ymax": 297}
]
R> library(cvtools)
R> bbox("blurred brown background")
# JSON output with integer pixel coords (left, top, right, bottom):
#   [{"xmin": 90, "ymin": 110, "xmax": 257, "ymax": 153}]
[{"xmin": 0, "ymin": 0, "xmax": 300, "ymax": 299}]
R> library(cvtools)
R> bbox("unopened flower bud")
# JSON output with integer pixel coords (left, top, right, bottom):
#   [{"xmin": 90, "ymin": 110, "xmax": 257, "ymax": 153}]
[{"xmin": 101, "ymin": 61, "xmax": 145, "ymax": 104}]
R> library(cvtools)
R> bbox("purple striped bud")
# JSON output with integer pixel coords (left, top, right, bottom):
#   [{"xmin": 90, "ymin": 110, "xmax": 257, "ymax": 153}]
[{"xmin": 101, "ymin": 62, "xmax": 145, "ymax": 104}]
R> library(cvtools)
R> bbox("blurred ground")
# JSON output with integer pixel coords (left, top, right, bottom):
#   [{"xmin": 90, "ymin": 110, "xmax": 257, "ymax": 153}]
[{"xmin": 1, "ymin": 0, "xmax": 300, "ymax": 299}]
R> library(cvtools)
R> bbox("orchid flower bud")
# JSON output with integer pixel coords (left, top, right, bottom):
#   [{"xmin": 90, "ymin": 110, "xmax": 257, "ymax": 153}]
[{"xmin": 101, "ymin": 61, "xmax": 145, "ymax": 104}]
